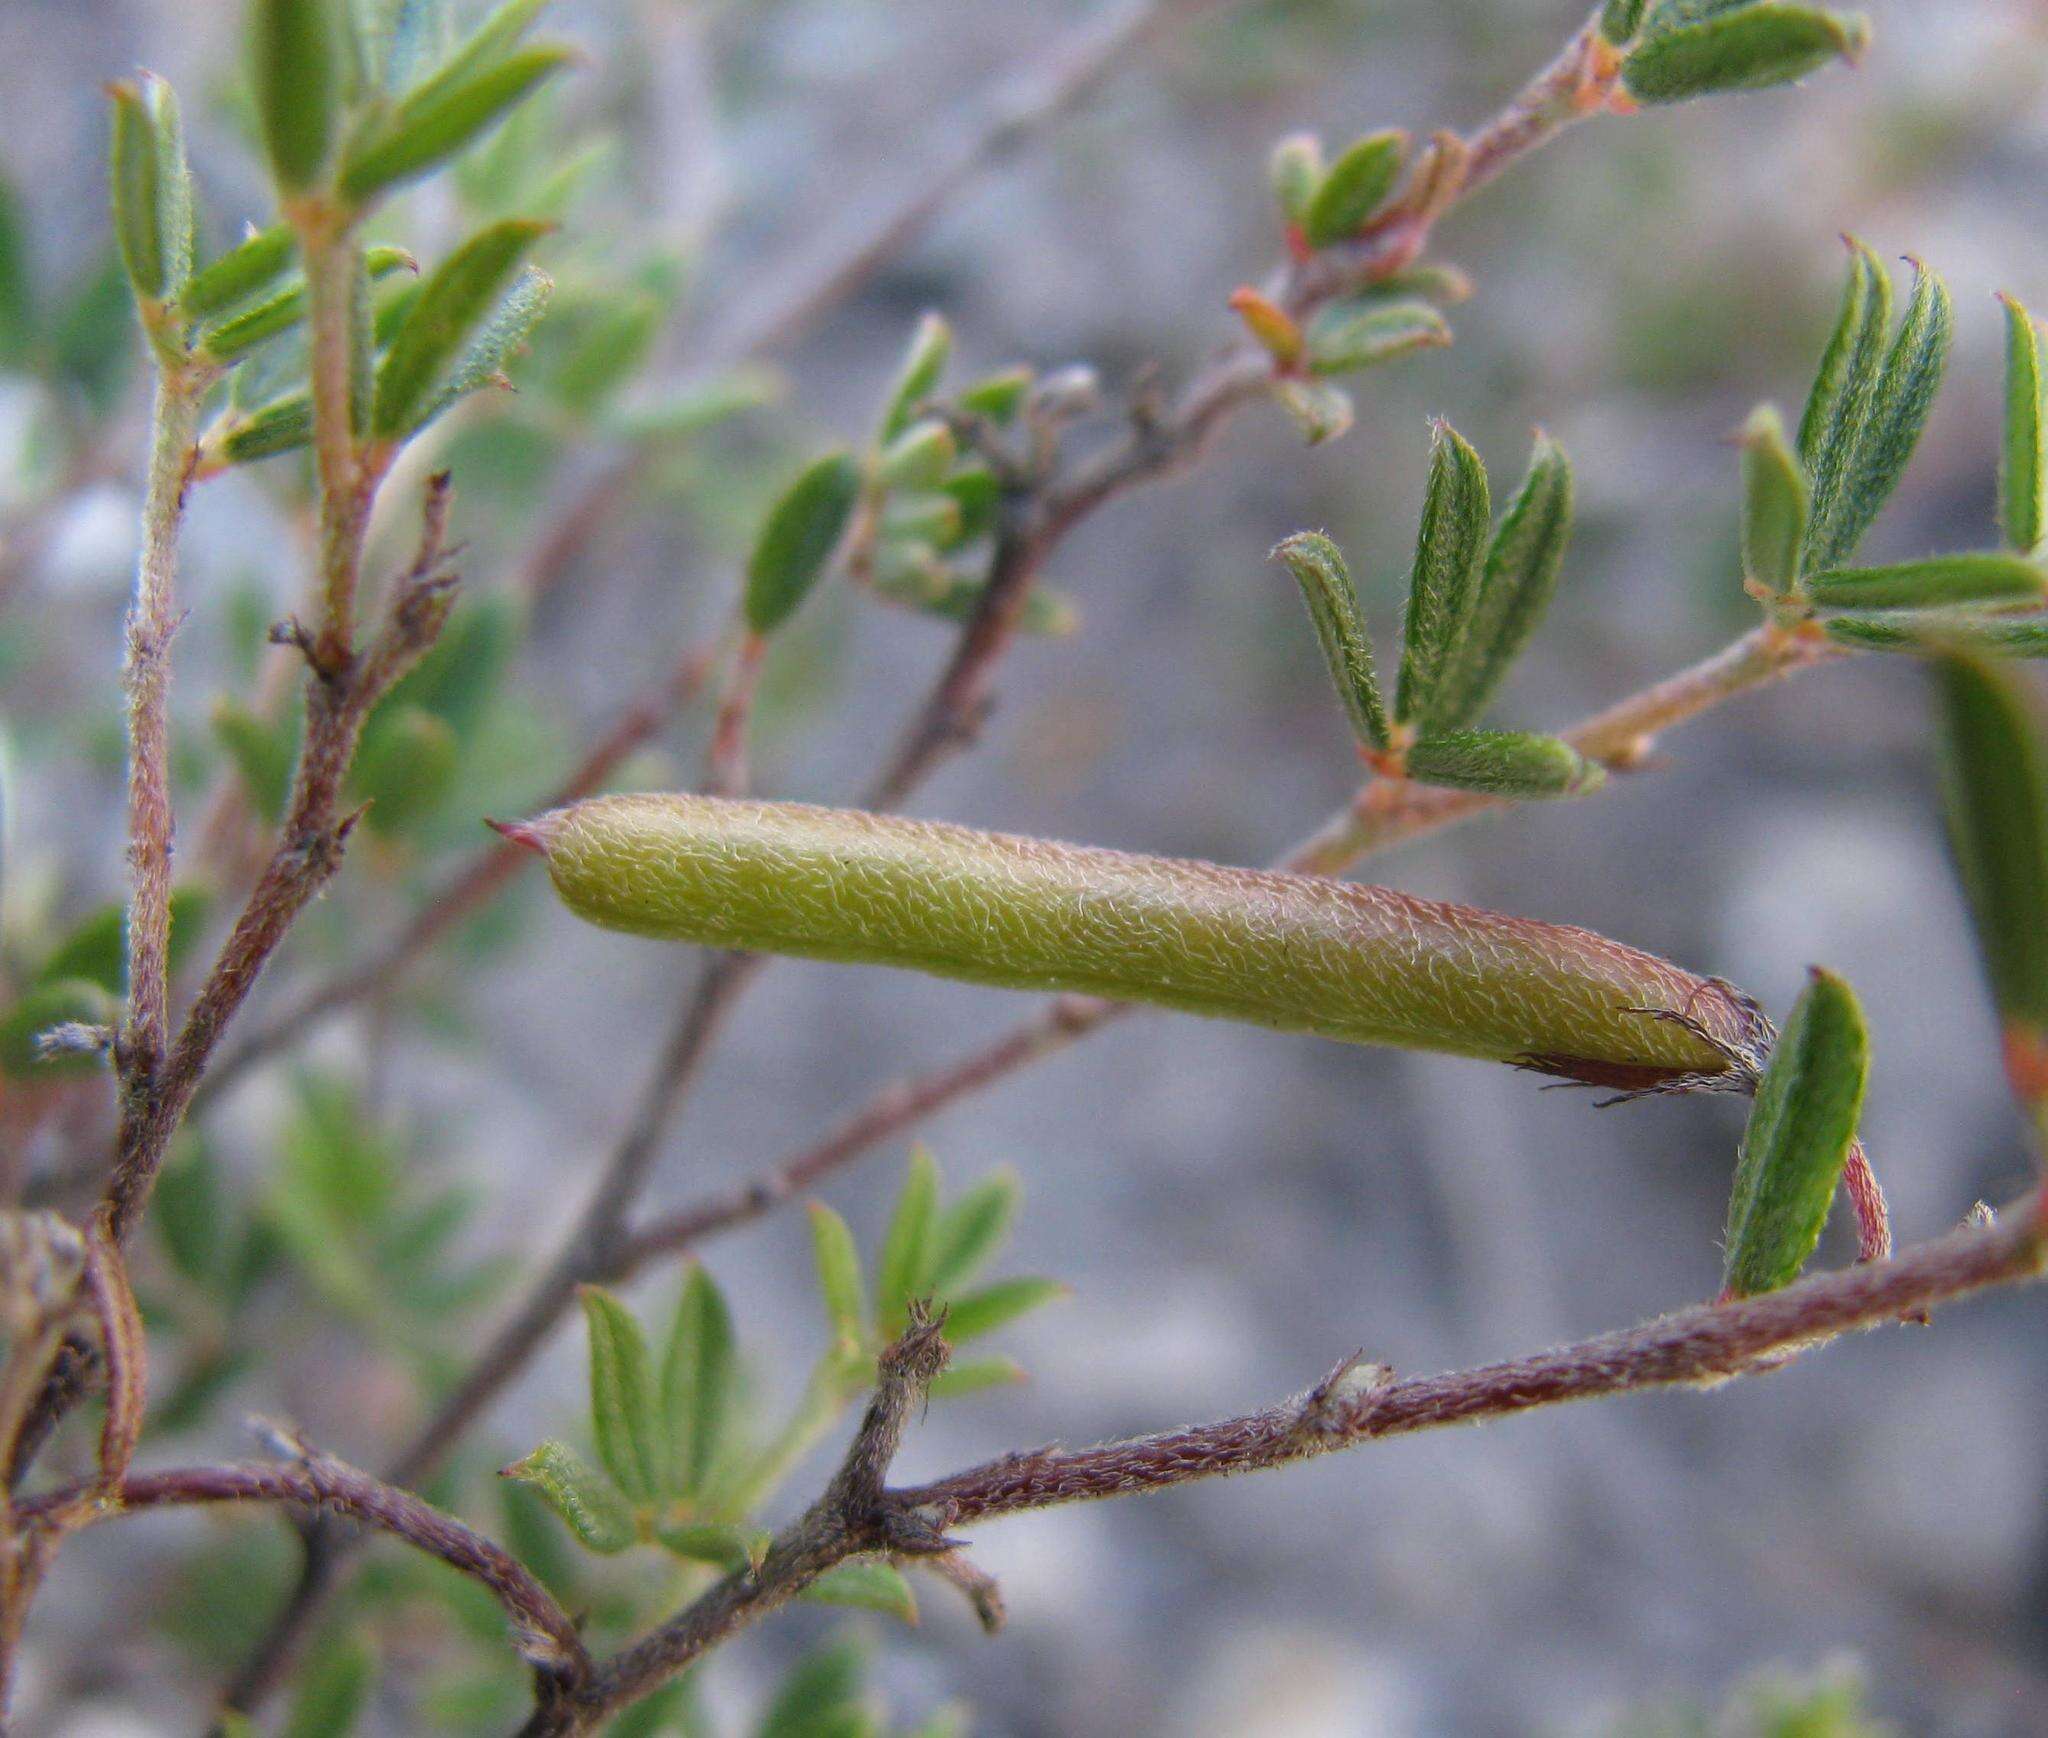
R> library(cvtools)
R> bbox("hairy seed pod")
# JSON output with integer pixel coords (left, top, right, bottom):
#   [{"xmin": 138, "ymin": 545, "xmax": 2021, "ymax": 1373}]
[{"xmin": 508, "ymin": 795, "xmax": 1771, "ymax": 1093}]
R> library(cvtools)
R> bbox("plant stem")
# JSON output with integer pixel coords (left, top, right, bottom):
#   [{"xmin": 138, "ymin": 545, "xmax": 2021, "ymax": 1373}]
[
  {"xmin": 899, "ymin": 1189, "xmax": 2047, "ymax": 1527},
  {"xmin": 538, "ymin": 1189, "xmax": 2047, "ymax": 1731},
  {"xmin": 301, "ymin": 216, "xmax": 367, "ymax": 668},
  {"xmin": 119, "ymin": 366, "xmax": 205, "ymax": 1079},
  {"xmin": 15, "ymin": 1437, "xmax": 589, "ymax": 1704}
]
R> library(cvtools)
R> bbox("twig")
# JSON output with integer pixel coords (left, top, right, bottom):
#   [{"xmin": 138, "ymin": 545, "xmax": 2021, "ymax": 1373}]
[
  {"xmin": 196, "ymin": 633, "xmax": 721, "ymax": 1106},
  {"xmin": 513, "ymin": 0, "xmax": 1200, "ymax": 607},
  {"xmin": 118, "ymin": 370, "xmax": 206, "ymax": 1083},
  {"xmin": 13, "ymin": 1431, "xmax": 589, "ymax": 1706},
  {"xmin": 10, "ymin": 478, "xmax": 461, "ymax": 1490},
  {"xmin": 897, "ymin": 1192, "xmax": 2047, "ymax": 1528},
  {"xmin": 534, "ymin": 1192, "xmax": 2048, "ymax": 1731},
  {"xmin": 514, "ymin": 1312, "xmax": 953, "ymax": 1737}
]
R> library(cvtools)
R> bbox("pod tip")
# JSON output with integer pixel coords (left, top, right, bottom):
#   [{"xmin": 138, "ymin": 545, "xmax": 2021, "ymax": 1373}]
[{"xmin": 486, "ymin": 817, "xmax": 548, "ymax": 856}]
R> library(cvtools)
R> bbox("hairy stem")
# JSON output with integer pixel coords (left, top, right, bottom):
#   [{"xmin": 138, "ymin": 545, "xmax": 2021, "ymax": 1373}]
[
  {"xmin": 899, "ymin": 1191, "xmax": 2046, "ymax": 1526},
  {"xmin": 16, "ymin": 1437, "xmax": 588, "ymax": 1705},
  {"xmin": 118, "ymin": 367, "xmax": 206, "ymax": 1079}
]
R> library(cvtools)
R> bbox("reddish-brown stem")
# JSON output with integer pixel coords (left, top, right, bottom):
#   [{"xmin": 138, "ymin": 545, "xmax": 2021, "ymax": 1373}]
[
  {"xmin": 900, "ymin": 1193, "xmax": 2046, "ymax": 1529},
  {"xmin": 118, "ymin": 370, "xmax": 206, "ymax": 1082},
  {"xmin": 15, "ymin": 1439, "xmax": 588, "ymax": 1705},
  {"xmin": 515, "ymin": 1313, "xmax": 953, "ymax": 1737},
  {"xmin": 531, "ymin": 1193, "xmax": 2047, "ymax": 1732}
]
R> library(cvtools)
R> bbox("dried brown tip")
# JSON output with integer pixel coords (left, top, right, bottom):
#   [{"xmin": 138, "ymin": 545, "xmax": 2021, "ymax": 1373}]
[{"xmin": 486, "ymin": 817, "xmax": 548, "ymax": 856}]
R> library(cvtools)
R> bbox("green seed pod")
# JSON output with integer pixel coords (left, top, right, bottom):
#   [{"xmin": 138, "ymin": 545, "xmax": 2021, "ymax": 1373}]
[{"xmin": 511, "ymin": 795, "xmax": 1771, "ymax": 1093}]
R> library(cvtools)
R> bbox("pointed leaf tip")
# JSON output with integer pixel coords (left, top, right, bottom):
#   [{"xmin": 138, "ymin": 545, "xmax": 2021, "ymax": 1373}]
[
  {"xmin": 1395, "ymin": 422, "xmax": 1491, "ymax": 730},
  {"xmin": 1274, "ymin": 531, "xmax": 1389, "ymax": 751},
  {"xmin": 1723, "ymin": 966, "xmax": 1868, "ymax": 1298},
  {"xmin": 1999, "ymin": 292, "xmax": 2046, "ymax": 557}
]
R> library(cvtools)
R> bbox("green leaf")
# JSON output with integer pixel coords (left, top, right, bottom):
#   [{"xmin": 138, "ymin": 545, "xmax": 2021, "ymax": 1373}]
[
  {"xmin": 1272, "ymin": 531, "xmax": 1388, "ymax": 750},
  {"xmin": 744, "ymin": 451, "xmax": 860, "ymax": 636},
  {"xmin": 197, "ymin": 243, "xmax": 414, "ymax": 363},
  {"xmin": 346, "ymin": 704, "xmax": 458, "ymax": 836},
  {"xmin": 38, "ymin": 886, "xmax": 211, "ymax": 994},
  {"xmin": 808, "ymin": 1203, "xmax": 867, "ymax": 1352},
  {"xmin": 1623, "ymin": 5, "xmax": 1869, "ymax": 105},
  {"xmin": 1797, "ymin": 239, "xmax": 1889, "ymax": 491},
  {"xmin": 877, "ymin": 313, "xmax": 951, "ymax": 442},
  {"xmin": 607, "ymin": 368, "xmax": 780, "ymax": 444},
  {"xmin": 1403, "ymin": 729, "xmax": 1604, "ymax": 798},
  {"xmin": 1737, "ymin": 404, "xmax": 1807, "ymax": 598},
  {"xmin": 654, "ymin": 1518, "xmax": 769, "ymax": 1571},
  {"xmin": 1814, "ymin": 259, "xmax": 1952, "ymax": 569},
  {"xmin": 1999, "ymin": 294, "xmax": 2046, "ymax": 557},
  {"xmin": 660, "ymin": 1264, "xmax": 736, "ymax": 1500},
  {"xmin": 879, "ymin": 491, "xmax": 963, "ymax": 548},
  {"xmin": 217, "ymin": 390, "xmax": 314, "ymax": 465},
  {"xmin": 502, "ymin": 1440, "xmax": 637, "ymax": 1554},
  {"xmin": 1807, "ymin": 554, "xmax": 2046, "ymax": 612},
  {"xmin": 0, "ymin": 171, "xmax": 34, "ymax": 368},
  {"xmin": 1271, "ymin": 377, "xmax": 1353, "ymax": 446},
  {"xmin": 1395, "ymin": 421, "xmax": 1491, "ymax": 730},
  {"xmin": 410, "ymin": 262, "xmax": 553, "ymax": 429},
  {"xmin": 281, "ymin": 1627, "xmax": 373, "ymax": 1738},
  {"xmin": 371, "ymin": 219, "xmax": 546, "ymax": 436},
  {"xmin": 756, "ymin": 1639, "xmax": 868, "ymax": 1738},
  {"xmin": 957, "ymin": 366, "xmax": 1032, "ymax": 426},
  {"xmin": 180, "ymin": 225, "xmax": 297, "ymax": 320},
  {"xmin": 1304, "ymin": 298, "xmax": 1450, "ymax": 377},
  {"xmin": 874, "ymin": 1146, "xmax": 939, "ymax": 1330},
  {"xmin": 107, "ymin": 74, "xmax": 192, "ymax": 305},
  {"xmin": 155, "ymin": 1139, "xmax": 227, "ymax": 1286},
  {"xmin": 941, "ymin": 1275, "xmax": 1067, "ymax": 1343},
  {"xmin": 51, "ymin": 252, "xmax": 135, "ymax": 419},
  {"xmin": 210, "ymin": 696, "xmax": 297, "ymax": 823},
  {"xmin": 1302, "ymin": 130, "xmax": 1407, "ymax": 249},
  {"xmin": 578, "ymin": 1287, "xmax": 660, "ymax": 1504},
  {"xmin": 870, "ymin": 564, "xmax": 1078, "ymax": 637},
  {"xmin": 1430, "ymin": 431, "xmax": 1575, "ymax": 731},
  {"xmin": 1268, "ymin": 132, "xmax": 1323, "ymax": 227},
  {"xmin": 877, "ymin": 419, "xmax": 957, "ymax": 490},
  {"xmin": 1823, "ymin": 613, "xmax": 2048, "ymax": 658},
  {"xmin": 928, "ymin": 1356, "xmax": 1026, "ymax": 1400},
  {"xmin": 339, "ymin": 43, "xmax": 572, "ymax": 206},
  {"xmin": 1933, "ymin": 652, "xmax": 2048, "ymax": 1052},
  {"xmin": 0, "ymin": 979, "xmax": 115, "ymax": 1078},
  {"xmin": 250, "ymin": 0, "xmax": 338, "ymax": 193},
  {"xmin": 1722, "ymin": 967, "xmax": 1869, "ymax": 1298},
  {"xmin": 406, "ymin": 0, "xmax": 551, "ymax": 101},
  {"xmin": 800, "ymin": 1563, "xmax": 919, "ymax": 1625},
  {"xmin": 1601, "ymin": 0, "xmax": 1650, "ymax": 43},
  {"xmin": 926, "ymin": 1169, "xmax": 1018, "ymax": 1296}
]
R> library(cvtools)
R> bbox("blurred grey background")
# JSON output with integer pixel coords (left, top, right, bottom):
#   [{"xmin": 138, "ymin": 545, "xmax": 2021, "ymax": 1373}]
[{"xmin": 4, "ymin": 0, "xmax": 2048, "ymax": 1733}]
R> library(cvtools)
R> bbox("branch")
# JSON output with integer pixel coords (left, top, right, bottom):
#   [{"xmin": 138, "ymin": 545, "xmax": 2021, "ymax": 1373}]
[
  {"xmin": 512, "ymin": 0, "xmax": 1191, "ymax": 605},
  {"xmin": 896, "ymin": 1193, "xmax": 2048, "ymax": 1529},
  {"xmin": 515, "ymin": 1313, "xmax": 953, "ymax": 1738},
  {"xmin": 118, "ymin": 367, "xmax": 207, "ymax": 1082},
  {"xmin": 539, "ymin": 1194, "xmax": 2048, "ymax": 1732},
  {"xmin": 10, "ymin": 477, "xmax": 462, "ymax": 1491},
  {"xmin": 15, "ymin": 1429, "xmax": 588, "ymax": 1706},
  {"xmin": 195, "ymin": 632, "xmax": 721, "ymax": 1107}
]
